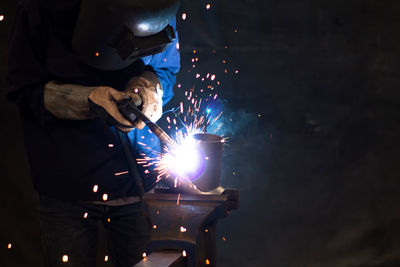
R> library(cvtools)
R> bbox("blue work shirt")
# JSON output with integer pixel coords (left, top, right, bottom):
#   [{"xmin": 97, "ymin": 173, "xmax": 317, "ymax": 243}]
[{"xmin": 6, "ymin": 0, "xmax": 180, "ymax": 201}]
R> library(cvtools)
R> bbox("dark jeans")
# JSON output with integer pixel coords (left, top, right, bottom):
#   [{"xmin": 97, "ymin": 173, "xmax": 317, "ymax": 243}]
[{"xmin": 38, "ymin": 195, "xmax": 150, "ymax": 267}]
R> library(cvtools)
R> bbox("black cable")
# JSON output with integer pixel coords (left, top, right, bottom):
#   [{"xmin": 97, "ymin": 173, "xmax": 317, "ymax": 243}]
[{"xmin": 117, "ymin": 131, "xmax": 145, "ymax": 198}]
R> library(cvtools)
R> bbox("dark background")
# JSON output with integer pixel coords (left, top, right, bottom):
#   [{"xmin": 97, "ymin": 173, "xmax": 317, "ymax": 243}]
[{"xmin": 2, "ymin": 0, "xmax": 400, "ymax": 266}]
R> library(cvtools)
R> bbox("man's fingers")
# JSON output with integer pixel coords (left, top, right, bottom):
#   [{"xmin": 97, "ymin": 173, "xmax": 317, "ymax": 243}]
[
  {"xmin": 109, "ymin": 88, "xmax": 130, "ymax": 103},
  {"xmin": 103, "ymin": 100, "xmax": 134, "ymax": 128}
]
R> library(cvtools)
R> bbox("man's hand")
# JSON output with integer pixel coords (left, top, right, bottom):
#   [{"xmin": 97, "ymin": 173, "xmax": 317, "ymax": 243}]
[
  {"xmin": 44, "ymin": 81, "xmax": 135, "ymax": 132},
  {"xmin": 124, "ymin": 71, "xmax": 163, "ymax": 130},
  {"xmin": 88, "ymin": 86, "xmax": 135, "ymax": 132}
]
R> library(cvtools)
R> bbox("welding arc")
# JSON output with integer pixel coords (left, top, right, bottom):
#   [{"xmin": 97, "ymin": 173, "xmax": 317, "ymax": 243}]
[{"xmin": 118, "ymin": 100, "xmax": 177, "ymax": 148}]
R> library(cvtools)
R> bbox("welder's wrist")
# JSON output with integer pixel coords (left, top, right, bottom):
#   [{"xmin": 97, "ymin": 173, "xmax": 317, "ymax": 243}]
[{"xmin": 44, "ymin": 81, "xmax": 95, "ymax": 120}]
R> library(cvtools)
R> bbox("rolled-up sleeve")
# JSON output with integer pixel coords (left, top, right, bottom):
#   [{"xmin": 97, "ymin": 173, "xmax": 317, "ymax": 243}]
[
  {"xmin": 5, "ymin": 3, "xmax": 55, "ymax": 125},
  {"xmin": 141, "ymin": 17, "xmax": 181, "ymax": 105}
]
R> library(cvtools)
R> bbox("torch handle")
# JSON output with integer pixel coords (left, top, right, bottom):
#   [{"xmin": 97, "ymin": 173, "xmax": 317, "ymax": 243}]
[{"xmin": 118, "ymin": 99, "xmax": 177, "ymax": 148}]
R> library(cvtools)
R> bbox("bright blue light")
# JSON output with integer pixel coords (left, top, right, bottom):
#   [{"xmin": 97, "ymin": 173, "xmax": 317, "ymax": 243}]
[{"xmin": 206, "ymin": 108, "xmax": 211, "ymax": 114}]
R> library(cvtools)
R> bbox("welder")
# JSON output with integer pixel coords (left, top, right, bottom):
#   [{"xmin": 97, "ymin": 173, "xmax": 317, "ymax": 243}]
[{"xmin": 6, "ymin": 0, "xmax": 180, "ymax": 266}]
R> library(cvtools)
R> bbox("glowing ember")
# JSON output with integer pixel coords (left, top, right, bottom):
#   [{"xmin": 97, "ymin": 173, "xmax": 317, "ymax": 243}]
[
  {"xmin": 83, "ymin": 212, "xmax": 88, "ymax": 219},
  {"xmin": 180, "ymin": 226, "xmax": 187, "ymax": 232},
  {"xmin": 114, "ymin": 171, "xmax": 129, "ymax": 176},
  {"xmin": 107, "ymin": 218, "xmax": 111, "ymax": 223},
  {"xmin": 142, "ymin": 252, "xmax": 147, "ymax": 258},
  {"xmin": 181, "ymin": 13, "xmax": 187, "ymax": 20},
  {"xmin": 205, "ymin": 259, "xmax": 210, "ymax": 265},
  {"xmin": 222, "ymin": 236, "xmax": 226, "ymax": 241},
  {"xmin": 95, "ymin": 52, "xmax": 99, "ymax": 57},
  {"xmin": 205, "ymin": 229, "xmax": 209, "ymax": 233},
  {"xmin": 182, "ymin": 250, "xmax": 187, "ymax": 257},
  {"xmin": 62, "ymin": 255, "xmax": 69, "ymax": 263},
  {"xmin": 102, "ymin": 194, "xmax": 108, "ymax": 201},
  {"xmin": 104, "ymin": 255, "xmax": 109, "ymax": 262},
  {"xmin": 93, "ymin": 185, "xmax": 98, "ymax": 192},
  {"xmin": 7, "ymin": 243, "xmax": 12, "ymax": 249}
]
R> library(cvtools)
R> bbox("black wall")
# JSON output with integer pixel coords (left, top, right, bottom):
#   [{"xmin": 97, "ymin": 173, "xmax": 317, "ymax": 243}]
[{"xmin": 1, "ymin": 0, "xmax": 400, "ymax": 266}]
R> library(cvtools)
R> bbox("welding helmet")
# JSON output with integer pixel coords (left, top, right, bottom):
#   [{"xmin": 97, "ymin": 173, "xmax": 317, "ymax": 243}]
[{"xmin": 71, "ymin": 0, "xmax": 180, "ymax": 70}]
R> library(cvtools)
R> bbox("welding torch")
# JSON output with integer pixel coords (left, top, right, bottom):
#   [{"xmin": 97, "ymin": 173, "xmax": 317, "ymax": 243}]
[{"xmin": 118, "ymin": 99, "xmax": 177, "ymax": 148}]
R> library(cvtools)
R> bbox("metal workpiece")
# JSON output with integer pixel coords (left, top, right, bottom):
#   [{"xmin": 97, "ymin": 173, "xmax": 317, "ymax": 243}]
[
  {"xmin": 135, "ymin": 188, "xmax": 239, "ymax": 267},
  {"xmin": 192, "ymin": 134, "xmax": 223, "ymax": 192}
]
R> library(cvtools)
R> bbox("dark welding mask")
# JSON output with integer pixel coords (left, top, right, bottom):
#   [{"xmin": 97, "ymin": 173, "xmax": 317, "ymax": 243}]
[{"xmin": 70, "ymin": 0, "xmax": 180, "ymax": 70}]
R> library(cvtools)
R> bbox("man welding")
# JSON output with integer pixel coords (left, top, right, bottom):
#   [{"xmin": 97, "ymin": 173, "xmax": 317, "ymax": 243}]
[{"xmin": 6, "ymin": 0, "xmax": 180, "ymax": 266}]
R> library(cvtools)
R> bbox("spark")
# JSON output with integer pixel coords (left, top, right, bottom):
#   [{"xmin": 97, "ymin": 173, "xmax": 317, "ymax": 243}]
[
  {"xmin": 211, "ymin": 74, "xmax": 216, "ymax": 81},
  {"xmin": 180, "ymin": 226, "xmax": 187, "ymax": 232},
  {"xmin": 0, "ymin": 15, "xmax": 4, "ymax": 22},
  {"xmin": 206, "ymin": 4, "xmax": 211, "ymax": 9},
  {"xmin": 114, "ymin": 171, "xmax": 129, "ymax": 176},
  {"xmin": 153, "ymin": 225, "xmax": 157, "ymax": 229},
  {"xmin": 108, "ymin": 144, "xmax": 114, "ymax": 148},
  {"xmin": 181, "ymin": 13, "xmax": 187, "ymax": 20},
  {"xmin": 205, "ymin": 259, "xmax": 210, "ymax": 265},
  {"xmin": 95, "ymin": 52, "xmax": 100, "ymax": 56},
  {"xmin": 182, "ymin": 250, "xmax": 187, "ymax": 257},
  {"xmin": 104, "ymin": 255, "xmax": 109, "ymax": 262},
  {"xmin": 142, "ymin": 252, "xmax": 147, "ymax": 258},
  {"xmin": 93, "ymin": 185, "xmax": 98, "ymax": 192},
  {"xmin": 233, "ymin": 171, "xmax": 236, "ymax": 175},
  {"xmin": 176, "ymin": 42, "xmax": 180, "ymax": 50},
  {"xmin": 62, "ymin": 255, "xmax": 69, "ymax": 263},
  {"xmin": 83, "ymin": 212, "xmax": 88, "ymax": 219},
  {"xmin": 107, "ymin": 218, "xmax": 111, "ymax": 223},
  {"xmin": 7, "ymin": 243, "xmax": 12, "ymax": 249},
  {"xmin": 156, "ymin": 210, "xmax": 160, "ymax": 214},
  {"xmin": 102, "ymin": 194, "xmax": 108, "ymax": 201},
  {"xmin": 222, "ymin": 236, "xmax": 227, "ymax": 241},
  {"xmin": 205, "ymin": 229, "xmax": 209, "ymax": 232}
]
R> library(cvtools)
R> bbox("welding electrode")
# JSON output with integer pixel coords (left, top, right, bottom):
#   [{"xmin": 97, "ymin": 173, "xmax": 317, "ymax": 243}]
[{"xmin": 118, "ymin": 99, "xmax": 177, "ymax": 148}]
